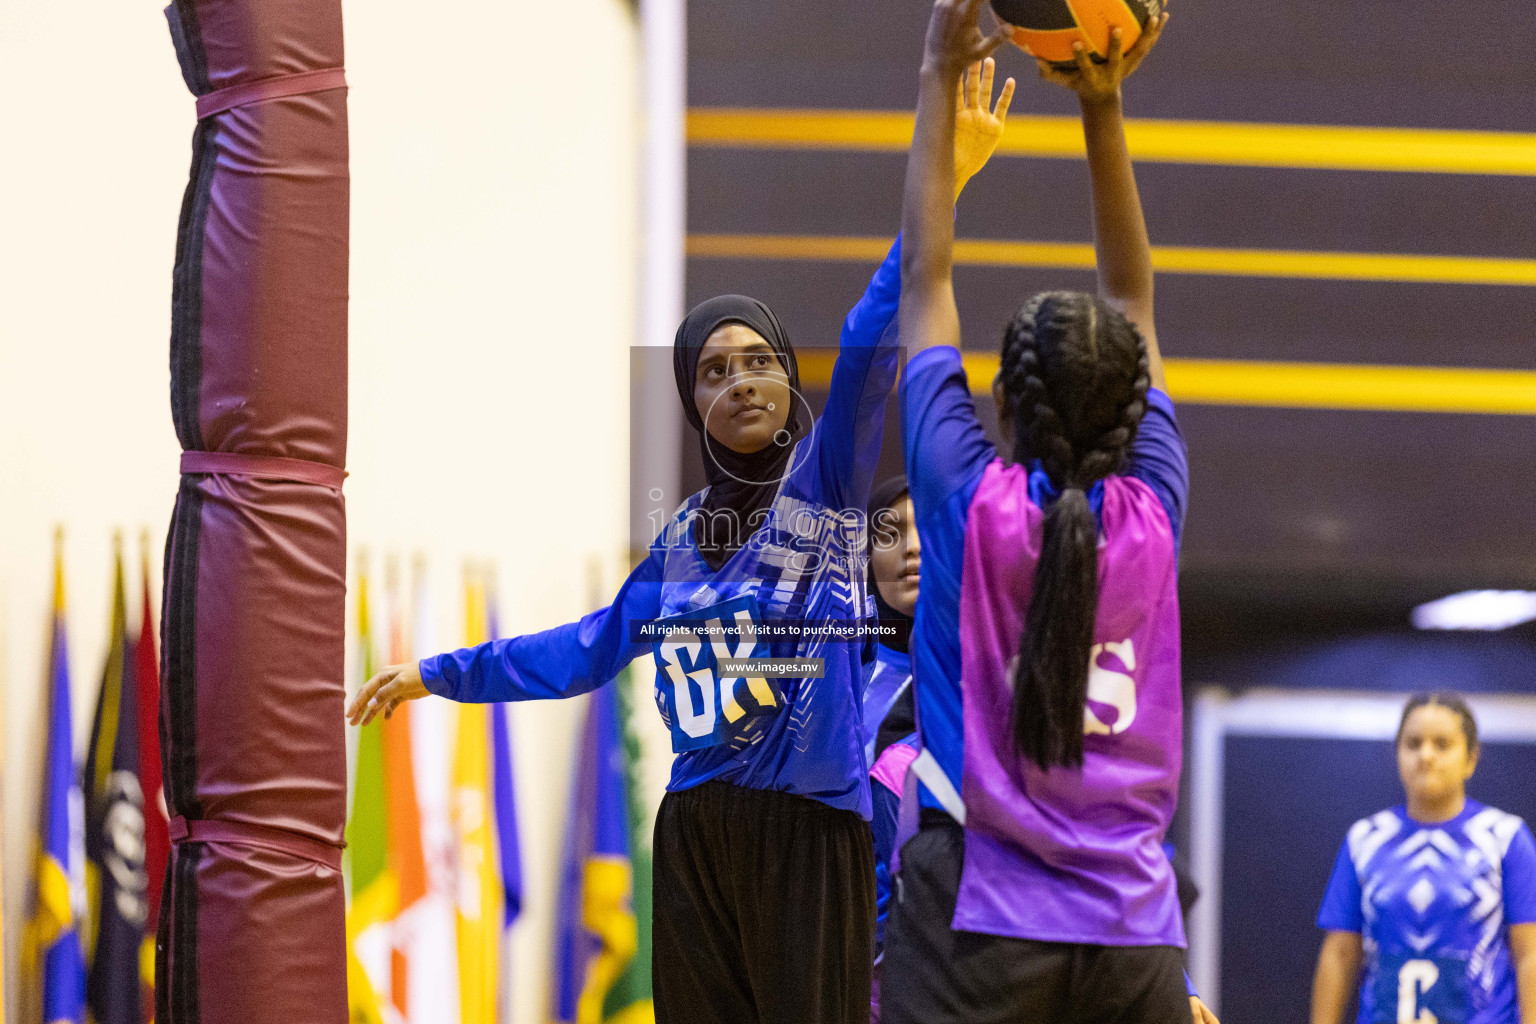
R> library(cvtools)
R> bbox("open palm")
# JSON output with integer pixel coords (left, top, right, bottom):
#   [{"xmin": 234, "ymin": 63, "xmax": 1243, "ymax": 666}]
[{"xmin": 954, "ymin": 57, "xmax": 1016, "ymax": 195}]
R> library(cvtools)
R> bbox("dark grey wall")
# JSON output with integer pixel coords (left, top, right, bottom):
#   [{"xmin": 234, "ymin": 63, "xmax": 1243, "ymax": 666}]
[{"xmin": 683, "ymin": 0, "xmax": 1536, "ymax": 616}]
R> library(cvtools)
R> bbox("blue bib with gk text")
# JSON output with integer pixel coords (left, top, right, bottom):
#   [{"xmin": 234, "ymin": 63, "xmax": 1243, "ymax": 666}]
[{"xmin": 650, "ymin": 594, "xmax": 784, "ymax": 753}]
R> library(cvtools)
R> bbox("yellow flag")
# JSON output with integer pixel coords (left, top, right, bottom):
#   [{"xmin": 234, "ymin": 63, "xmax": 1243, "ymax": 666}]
[
  {"xmin": 347, "ymin": 558, "xmax": 393, "ymax": 1024},
  {"xmin": 451, "ymin": 567, "xmax": 505, "ymax": 1024}
]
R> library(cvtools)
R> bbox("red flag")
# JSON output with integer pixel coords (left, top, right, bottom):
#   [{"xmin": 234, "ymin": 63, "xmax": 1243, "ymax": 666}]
[{"xmin": 136, "ymin": 534, "xmax": 169, "ymax": 1019}]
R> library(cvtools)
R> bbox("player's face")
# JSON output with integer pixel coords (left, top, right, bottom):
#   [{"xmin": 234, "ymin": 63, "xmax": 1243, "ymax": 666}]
[
  {"xmin": 1397, "ymin": 704, "xmax": 1477, "ymax": 806},
  {"xmin": 693, "ymin": 325, "xmax": 793, "ymax": 454},
  {"xmin": 871, "ymin": 495, "xmax": 921, "ymax": 616}
]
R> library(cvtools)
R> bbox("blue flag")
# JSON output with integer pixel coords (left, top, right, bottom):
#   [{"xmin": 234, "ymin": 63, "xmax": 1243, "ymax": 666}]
[
  {"xmin": 83, "ymin": 545, "xmax": 148, "ymax": 1024},
  {"xmin": 486, "ymin": 595, "xmax": 524, "ymax": 928},
  {"xmin": 490, "ymin": 706, "xmax": 523, "ymax": 928},
  {"xmin": 29, "ymin": 537, "xmax": 87, "ymax": 1024},
  {"xmin": 552, "ymin": 680, "xmax": 648, "ymax": 1024}
]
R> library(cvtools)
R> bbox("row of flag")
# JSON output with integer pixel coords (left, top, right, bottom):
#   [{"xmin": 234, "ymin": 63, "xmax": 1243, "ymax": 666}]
[
  {"xmin": 22, "ymin": 531, "xmax": 168, "ymax": 1024},
  {"xmin": 20, "ymin": 535, "xmax": 654, "ymax": 1024},
  {"xmin": 344, "ymin": 558, "xmax": 655, "ymax": 1024}
]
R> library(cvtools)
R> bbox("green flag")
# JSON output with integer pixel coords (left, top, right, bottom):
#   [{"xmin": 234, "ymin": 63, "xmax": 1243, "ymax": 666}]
[{"xmin": 604, "ymin": 665, "xmax": 653, "ymax": 1021}]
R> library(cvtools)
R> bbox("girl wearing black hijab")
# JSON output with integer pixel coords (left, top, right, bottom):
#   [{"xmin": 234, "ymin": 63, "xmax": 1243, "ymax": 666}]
[
  {"xmin": 671, "ymin": 292, "xmax": 807, "ymax": 570},
  {"xmin": 350, "ymin": 62, "xmax": 1013, "ymax": 1024}
]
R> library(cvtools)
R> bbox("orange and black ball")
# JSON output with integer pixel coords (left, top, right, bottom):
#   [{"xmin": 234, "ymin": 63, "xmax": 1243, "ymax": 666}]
[{"xmin": 991, "ymin": 0, "xmax": 1162, "ymax": 66}]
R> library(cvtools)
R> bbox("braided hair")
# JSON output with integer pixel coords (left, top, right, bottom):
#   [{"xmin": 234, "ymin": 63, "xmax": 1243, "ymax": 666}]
[{"xmin": 997, "ymin": 291, "xmax": 1151, "ymax": 770}]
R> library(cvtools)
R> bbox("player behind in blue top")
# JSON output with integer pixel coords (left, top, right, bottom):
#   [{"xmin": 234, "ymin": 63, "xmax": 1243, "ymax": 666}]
[
  {"xmin": 863, "ymin": 474, "xmax": 921, "ymax": 1023},
  {"xmin": 884, "ymin": 1, "xmax": 1215, "ymax": 1021},
  {"xmin": 346, "ymin": 74, "xmax": 1013, "ymax": 1024},
  {"xmin": 1312, "ymin": 693, "xmax": 1536, "ymax": 1024},
  {"xmin": 864, "ymin": 474, "xmax": 919, "ymax": 771}
]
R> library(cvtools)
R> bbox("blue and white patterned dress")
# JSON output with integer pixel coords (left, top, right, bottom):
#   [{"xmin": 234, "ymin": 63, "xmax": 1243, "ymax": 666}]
[{"xmin": 1318, "ymin": 800, "xmax": 1536, "ymax": 1024}]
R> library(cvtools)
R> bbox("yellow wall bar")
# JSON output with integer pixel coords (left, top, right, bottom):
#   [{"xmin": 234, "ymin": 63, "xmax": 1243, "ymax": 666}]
[
  {"xmin": 1165, "ymin": 359, "xmax": 1536, "ymax": 414},
  {"xmin": 688, "ymin": 108, "xmax": 1536, "ymax": 177},
  {"xmin": 688, "ymin": 233, "xmax": 1536, "ymax": 288},
  {"xmin": 793, "ymin": 352, "xmax": 1536, "ymax": 416}
]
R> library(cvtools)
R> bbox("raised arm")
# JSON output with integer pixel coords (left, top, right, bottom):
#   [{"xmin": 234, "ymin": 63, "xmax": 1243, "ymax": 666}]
[
  {"xmin": 812, "ymin": 59, "xmax": 1012, "ymax": 509},
  {"xmin": 898, "ymin": 0, "xmax": 1011, "ymax": 357},
  {"xmin": 1035, "ymin": 13, "xmax": 1170, "ymax": 388}
]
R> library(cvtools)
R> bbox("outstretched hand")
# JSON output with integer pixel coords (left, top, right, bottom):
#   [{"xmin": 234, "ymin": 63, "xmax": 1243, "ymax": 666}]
[
  {"xmin": 346, "ymin": 661, "xmax": 429, "ymax": 726},
  {"xmin": 922, "ymin": 0, "xmax": 1013, "ymax": 78},
  {"xmin": 1035, "ymin": 8, "xmax": 1169, "ymax": 105},
  {"xmin": 954, "ymin": 57, "xmax": 1016, "ymax": 197}
]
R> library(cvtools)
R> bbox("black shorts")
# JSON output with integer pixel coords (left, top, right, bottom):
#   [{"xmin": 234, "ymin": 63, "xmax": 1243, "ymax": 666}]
[
  {"xmin": 882, "ymin": 816, "xmax": 1189, "ymax": 1024},
  {"xmin": 651, "ymin": 780, "xmax": 876, "ymax": 1024}
]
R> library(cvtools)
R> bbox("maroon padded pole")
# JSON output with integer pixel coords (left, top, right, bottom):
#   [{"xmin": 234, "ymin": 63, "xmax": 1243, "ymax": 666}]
[{"xmin": 157, "ymin": 1, "xmax": 349, "ymax": 1021}]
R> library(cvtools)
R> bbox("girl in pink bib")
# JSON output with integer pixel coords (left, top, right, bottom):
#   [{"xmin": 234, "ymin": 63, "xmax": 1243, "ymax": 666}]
[{"xmin": 882, "ymin": 2, "xmax": 1214, "ymax": 1023}]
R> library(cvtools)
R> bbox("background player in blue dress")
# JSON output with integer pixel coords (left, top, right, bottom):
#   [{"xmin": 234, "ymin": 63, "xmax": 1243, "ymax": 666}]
[
  {"xmin": 1312, "ymin": 694, "xmax": 1536, "ymax": 1024},
  {"xmin": 347, "ymin": 76, "xmax": 1013, "ymax": 1023}
]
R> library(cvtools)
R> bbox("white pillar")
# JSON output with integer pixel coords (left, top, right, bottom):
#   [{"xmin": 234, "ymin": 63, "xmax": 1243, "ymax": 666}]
[
  {"xmin": 632, "ymin": 0, "xmax": 687, "ymax": 547},
  {"xmin": 1189, "ymin": 688, "xmax": 1228, "ymax": 1012}
]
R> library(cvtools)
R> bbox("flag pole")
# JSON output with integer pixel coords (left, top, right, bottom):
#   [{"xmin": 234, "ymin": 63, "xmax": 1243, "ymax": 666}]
[
  {"xmin": 135, "ymin": 525, "xmax": 167, "ymax": 1022},
  {"xmin": 53, "ymin": 526, "xmax": 65, "ymax": 614}
]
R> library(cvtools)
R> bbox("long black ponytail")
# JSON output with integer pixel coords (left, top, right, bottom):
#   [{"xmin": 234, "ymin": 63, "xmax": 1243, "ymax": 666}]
[{"xmin": 1000, "ymin": 292, "xmax": 1150, "ymax": 770}]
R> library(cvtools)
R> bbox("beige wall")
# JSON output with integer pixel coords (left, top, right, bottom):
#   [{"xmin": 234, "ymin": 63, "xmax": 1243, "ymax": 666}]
[{"xmin": 0, "ymin": 2, "xmax": 655, "ymax": 1023}]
